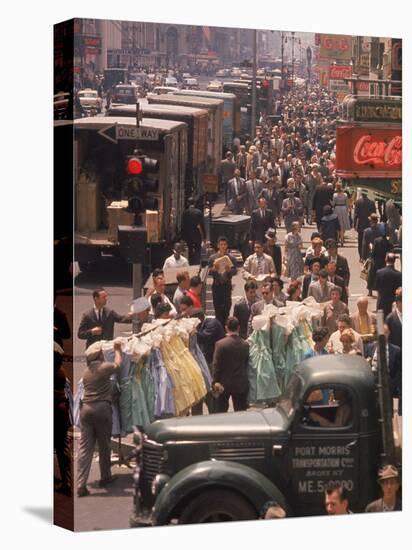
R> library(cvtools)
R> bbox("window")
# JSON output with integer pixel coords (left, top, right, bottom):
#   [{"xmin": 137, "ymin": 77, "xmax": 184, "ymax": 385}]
[{"xmin": 301, "ymin": 387, "xmax": 353, "ymax": 428}]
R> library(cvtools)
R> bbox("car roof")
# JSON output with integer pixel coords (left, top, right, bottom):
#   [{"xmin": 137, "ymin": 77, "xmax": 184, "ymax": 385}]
[{"xmin": 149, "ymin": 94, "xmax": 224, "ymax": 108}]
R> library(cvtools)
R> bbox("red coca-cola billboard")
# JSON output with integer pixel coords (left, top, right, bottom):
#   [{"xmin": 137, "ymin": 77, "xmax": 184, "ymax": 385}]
[
  {"xmin": 336, "ymin": 126, "xmax": 402, "ymax": 178},
  {"xmin": 329, "ymin": 65, "xmax": 352, "ymax": 80}
]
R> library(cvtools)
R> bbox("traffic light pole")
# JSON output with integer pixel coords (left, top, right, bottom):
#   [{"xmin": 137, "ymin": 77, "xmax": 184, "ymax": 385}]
[{"xmin": 132, "ymin": 100, "xmax": 143, "ymax": 331}]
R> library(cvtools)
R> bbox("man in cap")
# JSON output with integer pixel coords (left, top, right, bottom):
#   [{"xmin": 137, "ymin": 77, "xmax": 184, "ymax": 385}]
[
  {"xmin": 131, "ymin": 297, "xmax": 151, "ymax": 333},
  {"xmin": 162, "ymin": 242, "xmax": 189, "ymax": 270},
  {"xmin": 365, "ymin": 465, "xmax": 401, "ymax": 512},
  {"xmin": 354, "ymin": 190, "xmax": 376, "ymax": 261}
]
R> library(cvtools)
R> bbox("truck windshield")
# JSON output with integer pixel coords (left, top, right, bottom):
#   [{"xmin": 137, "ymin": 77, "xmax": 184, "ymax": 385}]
[{"xmin": 277, "ymin": 372, "xmax": 304, "ymax": 418}]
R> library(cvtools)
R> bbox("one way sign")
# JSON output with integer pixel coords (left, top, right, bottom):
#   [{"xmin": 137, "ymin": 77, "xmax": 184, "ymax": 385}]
[{"xmin": 98, "ymin": 123, "xmax": 160, "ymax": 143}]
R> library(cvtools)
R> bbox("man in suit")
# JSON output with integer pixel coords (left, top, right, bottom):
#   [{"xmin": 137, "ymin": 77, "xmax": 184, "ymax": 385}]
[
  {"xmin": 301, "ymin": 258, "xmax": 322, "ymax": 300},
  {"xmin": 243, "ymin": 241, "xmax": 276, "ymax": 281},
  {"xmin": 78, "ymin": 288, "xmax": 132, "ymax": 349},
  {"xmin": 324, "ymin": 239, "xmax": 350, "ymax": 286},
  {"xmin": 281, "ymin": 187, "xmax": 304, "ymax": 233},
  {"xmin": 375, "ymin": 254, "xmax": 402, "ymax": 318},
  {"xmin": 260, "ymin": 177, "xmax": 282, "ymax": 226},
  {"xmin": 245, "ymin": 170, "xmax": 263, "ymax": 215},
  {"xmin": 308, "ymin": 269, "xmax": 335, "ymax": 304},
  {"xmin": 220, "ymin": 151, "xmax": 236, "ymax": 200},
  {"xmin": 365, "ymin": 323, "xmax": 401, "ymax": 414},
  {"xmin": 361, "ymin": 213, "xmax": 384, "ymax": 263},
  {"xmin": 365, "ymin": 465, "xmax": 402, "ymax": 513},
  {"xmin": 227, "ymin": 168, "xmax": 247, "ymax": 214},
  {"xmin": 385, "ymin": 287, "xmax": 402, "ymax": 348},
  {"xmin": 322, "ymin": 286, "xmax": 349, "ymax": 334},
  {"xmin": 191, "ymin": 308, "xmax": 225, "ymax": 415},
  {"xmin": 312, "ymin": 180, "xmax": 333, "ymax": 231},
  {"xmin": 326, "ymin": 261, "xmax": 348, "ymax": 304},
  {"xmin": 249, "ymin": 196, "xmax": 274, "ymax": 246},
  {"xmin": 248, "ymin": 282, "xmax": 276, "ymax": 335},
  {"xmin": 233, "ymin": 281, "xmax": 258, "ymax": 339},
  {"xmin": 350, "ymin": 296, "xmax": 377, "ymax": 344},
  {"xmin": 354, "ymin": 191, "xmax": 376, "ymax": 261},
  {"xmin": 212, "ymin": 317, "xmax": 250, "ymax": 413},
  {"xmin": 275, "ymin": 157, "xmax": 290, "ymax": 188},
  {"xmin": 256, "ymin": 159, "xmax": 273, "ymax": 181},
  {"xmin": 180, "ymin": 199, "xmax": 206, "ymax": 265}
]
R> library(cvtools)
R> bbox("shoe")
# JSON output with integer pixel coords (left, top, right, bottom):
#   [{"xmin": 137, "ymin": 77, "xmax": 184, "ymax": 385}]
[
  {"xmin": 99, "ymin": 474, "xmax": 119, "ymax": 487},
  {"xmin": 77, "ymin": 486, "xmax": 90, "ymax": 497}
]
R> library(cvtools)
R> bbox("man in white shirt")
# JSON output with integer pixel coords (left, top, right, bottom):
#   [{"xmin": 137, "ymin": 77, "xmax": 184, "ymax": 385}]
[
  {"xmin": 328, "ymin": 314, "xmax": 364, "ymax": 355},
  {"xmin": 163, "ymin": 243, "xmax": 189, "ymax": 270},
  {"xmin": 243, "ymin": 241, "xmax": 275, "ymax": 281}
]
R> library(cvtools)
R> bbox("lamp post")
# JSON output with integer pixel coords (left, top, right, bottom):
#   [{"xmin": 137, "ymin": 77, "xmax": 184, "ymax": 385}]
[{"xmin": 251, "ymin": 28, "xmax": 257, "ymax": 139}]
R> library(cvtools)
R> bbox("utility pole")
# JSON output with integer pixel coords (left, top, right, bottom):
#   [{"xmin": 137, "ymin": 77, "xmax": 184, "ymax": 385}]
[
  {"xmin": 281, "ymin": 31, "xmax": 285, "ymax": 91},
  {"xmin": 291, "ymin": 31, "xmax": 295, "ymax": 89},
  {"xmin": 251, "ymin": 29, "xmax": 257, "ymax": 139}
]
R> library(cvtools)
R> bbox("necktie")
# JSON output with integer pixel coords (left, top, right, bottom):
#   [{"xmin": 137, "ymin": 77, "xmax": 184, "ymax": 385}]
[
  {"xmin": 98, "ymin": 310, "xmax": 102, "ymax": 323},
  {"xmin": 257, "ymin": 255, "xmax": 264, "ymax": 275},
  {"xmin": 252, "ymin": 181, "xmax": 255, "ymax": 195},
  {"xmin": 261, "ymin": 209, "xmax": 264, "ymax": 219}
]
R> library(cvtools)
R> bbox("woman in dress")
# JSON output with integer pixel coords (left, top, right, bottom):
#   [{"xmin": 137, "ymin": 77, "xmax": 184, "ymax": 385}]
[
  {"xmin": 332, "ymin": 181, "xmax": 351, "ymax": 246},
  {"xmin": 284, "ymin": 221, "xmax": 304, "ymax": 280}
]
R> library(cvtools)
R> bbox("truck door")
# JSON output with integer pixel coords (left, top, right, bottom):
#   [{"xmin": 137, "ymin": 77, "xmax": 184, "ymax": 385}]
[{"xmin": 288, "ymin": 384, "xmax": 360, "ymax": 516}]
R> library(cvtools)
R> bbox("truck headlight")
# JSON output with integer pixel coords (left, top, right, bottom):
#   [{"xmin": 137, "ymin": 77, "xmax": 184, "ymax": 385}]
[{"xmin": 151, "ymin": 474, "xmax": 170, "ymax": 497}]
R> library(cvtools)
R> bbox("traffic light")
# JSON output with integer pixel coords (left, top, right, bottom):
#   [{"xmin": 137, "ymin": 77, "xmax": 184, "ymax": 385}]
[{"xmin": 124, "ymin": 149, "xmax": 160, "ymax": 224}]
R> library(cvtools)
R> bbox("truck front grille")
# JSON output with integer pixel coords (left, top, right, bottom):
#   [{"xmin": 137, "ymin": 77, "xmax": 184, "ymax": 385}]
[{"xmin": 141, "ymin": 440, "xmax": 165, "ymax": 487}]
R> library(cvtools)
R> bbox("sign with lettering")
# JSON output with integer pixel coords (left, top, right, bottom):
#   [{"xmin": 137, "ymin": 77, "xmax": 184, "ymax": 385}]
[
  {"xmin": 319, "ymin": 34, "xmax": 352, "ymax": 61},
  {"xmin": 336, "ymin": 126, "xmax": 402, "ymax": 178},
  {"xmin": 98, "ymin": 123, "xmax": 160, "ymax": 144},
  {"xmin": 353, "ymin": 100, "xmax": 402, "ymax": 123},
  {"xmin": 291, "ymin": 443, "xmax": 357, "ymax": 498},
  {"xmin": 329, "ymin": 65, "xmax": 352, "ymax": 80}
]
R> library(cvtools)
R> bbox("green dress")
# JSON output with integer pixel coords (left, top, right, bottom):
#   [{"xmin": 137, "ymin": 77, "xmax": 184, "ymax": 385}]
[{"xmin": 248, "ymin": 329, "xmax": 282, "ymax": 403}]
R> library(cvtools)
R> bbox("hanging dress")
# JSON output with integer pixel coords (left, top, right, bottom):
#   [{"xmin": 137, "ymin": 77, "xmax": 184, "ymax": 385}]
[{"xmin": 247, "ymin": 329, "xmax": 282, "ymax": 403}]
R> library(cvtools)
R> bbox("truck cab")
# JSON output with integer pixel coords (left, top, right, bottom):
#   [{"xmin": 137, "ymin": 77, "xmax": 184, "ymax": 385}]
[{"xmin": 131, "ymin": 355, "xmax": 385, "ymax": 526}]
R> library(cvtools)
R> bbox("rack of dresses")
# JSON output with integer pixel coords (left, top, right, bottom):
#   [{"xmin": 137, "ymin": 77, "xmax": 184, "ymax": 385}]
[
  {"xmin": 73, "ymin": 318, "xmax": 210, "ymax": 439},
  {"xmin": 247, "ymin": 298, "xmax": 322, "ymax": 403}
]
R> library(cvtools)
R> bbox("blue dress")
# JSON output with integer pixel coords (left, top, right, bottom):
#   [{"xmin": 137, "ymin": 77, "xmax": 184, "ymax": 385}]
[{"xmin": 248, "ymin": 329, "xmax": 282, "ymax": 403}]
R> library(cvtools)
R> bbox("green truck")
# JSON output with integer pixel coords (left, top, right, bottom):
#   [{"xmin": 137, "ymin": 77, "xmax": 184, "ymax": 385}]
[{"xmin": 130, "ymin": 354, "xmax": 400, "ymax": 526}]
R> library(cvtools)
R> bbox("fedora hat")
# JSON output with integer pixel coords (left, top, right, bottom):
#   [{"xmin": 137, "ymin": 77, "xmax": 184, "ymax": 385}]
[{"xmin": 377, "ymin": 464, "xmax": 399, "ymax": 483}]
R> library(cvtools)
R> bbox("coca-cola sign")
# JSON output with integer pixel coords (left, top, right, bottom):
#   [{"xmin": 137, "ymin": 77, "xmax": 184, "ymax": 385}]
[
  {"xmin": 329, "ymin": 65, "xmax": 352, "ymax": 80},
  {"xmin": 353, "ymin": 135, "xmax": 402, "ymax": 166},
  {"xmin": 336, "ymin": 126, "xmax": 402, "ymax": 178}
]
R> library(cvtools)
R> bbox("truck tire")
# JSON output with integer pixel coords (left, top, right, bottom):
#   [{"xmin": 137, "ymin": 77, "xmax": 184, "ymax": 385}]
[{"xmin": 178, "ymin": 489, "xmax": 257, "ymax": 524}]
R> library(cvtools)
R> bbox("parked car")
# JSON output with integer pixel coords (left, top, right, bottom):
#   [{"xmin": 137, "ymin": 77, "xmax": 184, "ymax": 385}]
[
  {"xmin": 230, "ymin": 67, "xmax": 242, "ymax": 78},
  {"xmin": 183, "ymin": 78, "xmax": 199, "ymax": 90},
  {"xmin": 182, "ymin": 72, "xmax": 192, "ymax": 79},
  {"xmin": 77, "ymin": 88, "xmax": 103, "ymax": 114},
  {"xmin": 207, "ymin": 80, "xmax": 223, "ymax": 92},
  {"xmin": 215, "ymin": 68, "xmax": 227, "ymax": 77}
]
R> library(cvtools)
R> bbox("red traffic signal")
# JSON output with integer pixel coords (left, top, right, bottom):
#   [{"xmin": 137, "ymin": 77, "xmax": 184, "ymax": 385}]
[{"xmin": 127, "ymin": 157, "xmax": 143, "ymax": 175}]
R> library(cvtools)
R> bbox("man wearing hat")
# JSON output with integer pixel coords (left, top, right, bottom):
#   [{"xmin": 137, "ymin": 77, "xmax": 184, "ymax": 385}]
[
  {"xmin": 354, "ymin": 190, "xmax": 376, "ymax": 261},
  {"xmin": 264, "ymin": 228, "xmax": 282, "ymax": 277},
  {"xmin": 281, "ymin": 180, "xmax": 304, "ymax": 233},
  {"xmin": 365, "ymin": 465, "xmax": 401, "ymax": 512},
  {"xmin": 361, "ymin": 213, "xmax": 384, "ymax": 263}
]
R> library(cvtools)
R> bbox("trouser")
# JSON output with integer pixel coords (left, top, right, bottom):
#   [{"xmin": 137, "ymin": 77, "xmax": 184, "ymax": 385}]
[
  {"xmin": 212, "ymin": 286, "xmax": 232, "ymax": 328},
  {"xmin": 187, "ymin": 241, "xmax": 201, "ymax": 265},
  {"xmin": 216, "ymin": 391, "xmax": 248, "ymax": 413},
  {"xmin": 54, "ymin": 398, "xmax": 72, "ymax": 489},
  {"xmin": 191, "ymin": 392, "xmax": 215, "ymax": 415},
  {"xmin": 357, "ymin": 229, "xmax": 364, "ymax": 260},
  {"xmin": 77, "ymin": 401, "xmax": 112, "ymax": 489}
]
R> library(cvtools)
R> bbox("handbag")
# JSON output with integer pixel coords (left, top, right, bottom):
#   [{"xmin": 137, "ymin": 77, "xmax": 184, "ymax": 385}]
[{"xmin": 360, "ymin": 258, "xmax": 371, "ymax": 281}]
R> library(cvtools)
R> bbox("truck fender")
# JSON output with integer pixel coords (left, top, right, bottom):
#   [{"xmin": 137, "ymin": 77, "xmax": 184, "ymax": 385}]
[{"xmin": 152, "ymin": 460, "xmax": 288, "ymax": 525}]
